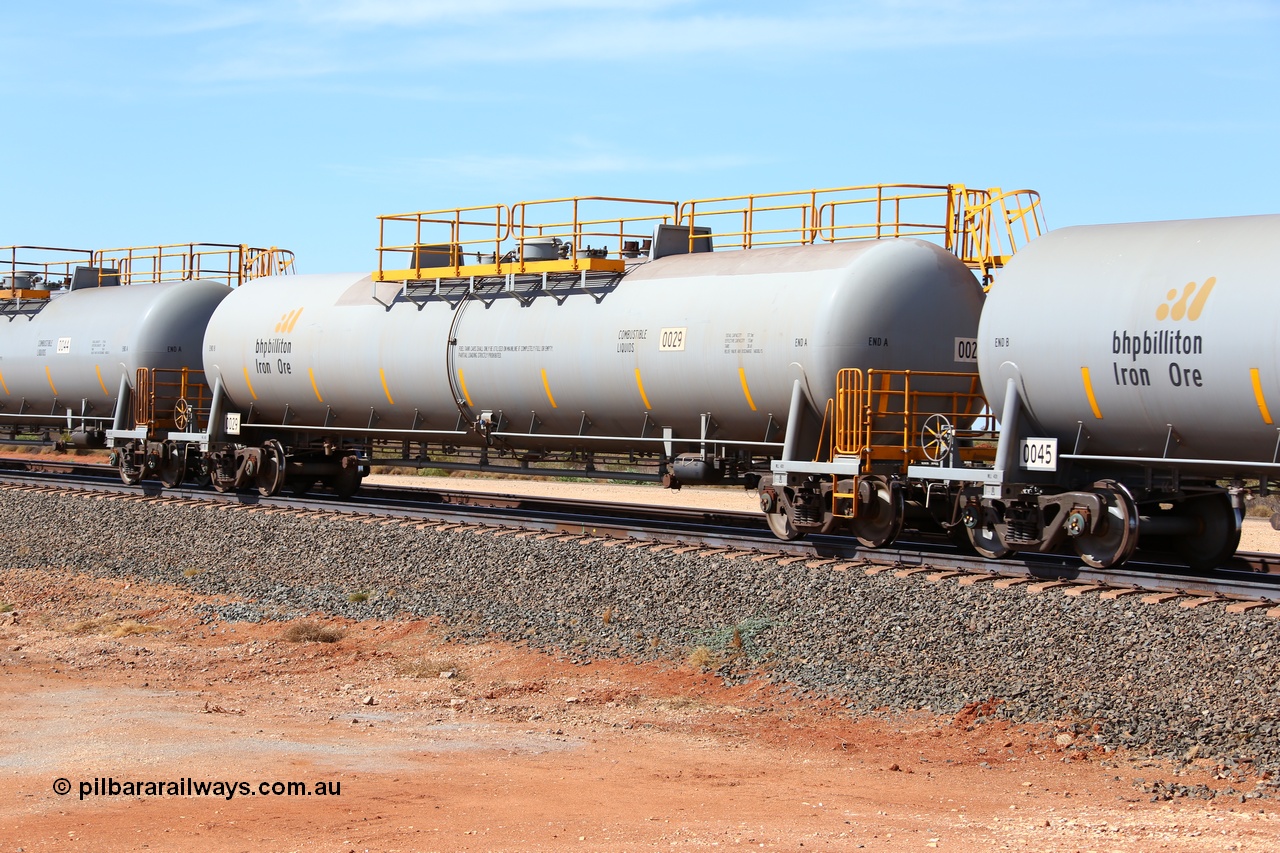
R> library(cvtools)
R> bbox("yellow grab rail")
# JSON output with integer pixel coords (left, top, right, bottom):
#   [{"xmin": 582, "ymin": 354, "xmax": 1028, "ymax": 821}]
[{"xmin": 510, "ymin": 196, "xmax": 678, "ymax": 265}]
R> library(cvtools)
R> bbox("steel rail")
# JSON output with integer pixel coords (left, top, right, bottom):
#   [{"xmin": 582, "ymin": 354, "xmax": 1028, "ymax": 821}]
[{"xmin": 3, "ymin": 460, "xmax": 1280, "ymax": 606}]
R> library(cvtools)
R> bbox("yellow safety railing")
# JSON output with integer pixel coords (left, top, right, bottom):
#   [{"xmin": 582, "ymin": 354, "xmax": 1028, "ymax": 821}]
[
  {"xmin": 826, "ymin": 369, "xmax": 996, "ymax": 464},
  {"xmin": 95, "ymin": 243, "xmax": 295, "ymax": 288},
  {"xmin": 510, "ymin": 196, "xmax": 678, "ymax": 263},
  {"xmin": 135, "ymin": 367, "xmax": 212, "ymax": 433},
  {"xmin": 0, "ymin": 245, "xmax": 95, "ymax": 297},
  {"xmin": 377, "ymin": 203, "xmax": 510, "ymax": 280},
  {"xmin": 679, "ymin": 183, "xmax": 1044, "ymax": 278},
  {"xmin": 374, "ymin": 183, "xmax": 1044, "ymax": 284},
  {"xmin": 376, "ymin": 197, "xmax": 678, "ymax": 281},
  {"xmin": 679, "ymin": 187, "xmax": 830, "ymax": 250}
]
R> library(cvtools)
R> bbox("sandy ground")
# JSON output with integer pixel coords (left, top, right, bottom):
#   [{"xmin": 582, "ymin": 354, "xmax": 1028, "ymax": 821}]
[{"xmin": 363, "ymin": 473, "xmax": 761, "ymax": 513}]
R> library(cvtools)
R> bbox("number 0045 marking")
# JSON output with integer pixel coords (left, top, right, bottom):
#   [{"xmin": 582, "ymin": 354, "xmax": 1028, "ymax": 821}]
[{"xmin": 1020, "ymin": 438, "xmax": 1057, "ymax": 471}]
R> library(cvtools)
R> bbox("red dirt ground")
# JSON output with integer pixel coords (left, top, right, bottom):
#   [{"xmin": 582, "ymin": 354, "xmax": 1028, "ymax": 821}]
[{"xmin": 2, "ymin": 568, "xmax": 1279, "ymax": 851}]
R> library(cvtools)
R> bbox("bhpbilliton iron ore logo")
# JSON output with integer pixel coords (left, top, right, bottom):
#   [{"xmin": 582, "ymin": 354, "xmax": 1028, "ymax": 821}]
[{"xmin": 1155, "ymin": 277, "xmax": 1216, "ymax": 321}]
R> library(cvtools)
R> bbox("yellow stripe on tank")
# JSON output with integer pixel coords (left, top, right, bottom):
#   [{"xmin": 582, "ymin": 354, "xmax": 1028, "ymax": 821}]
[
  {"xmin": 457, "ymin": 369, "xmax": 473, "ymax": 407},
  {"xmin": 95, "ymin": 365, "xmax": 109, "ymax": 396},
  {"xmin": 243, "ymin": 366, "xmax": 258, "ymax": 400},
  {"xmin": 45, "ymin": 366, "xmax": 57, "ymax": 396},
  {"xmin": 1081, "ymin": 366, "xmax": 1102, "ymax": 419},
  {"xmin": 634, "ymin": 369, "xmax": 652, "ymax": 410},
  {"xmin": 379, "ymin": 368, "xmax": 395, "ymax": 405},
  {"xmin": 0, "ymin": 368, "xmax": 9, "ymax": 395},
  {"xmin": 738, "ymin": 367, "xmax": 757, "ymax": 412},
  {"xmin": 1251, "ymin": 368, "xmax": 1273, "ymax": 425},
  {"xmin": 541, "ymin": 368, "xmax": 558, "ymax": 409},
  {"xmin": 287, "ymin": 308, "xmax": 304, "ymax": 333},
  {"xmin": 309, "ymin": 368, "xmax": 324, "ymax": 403}
]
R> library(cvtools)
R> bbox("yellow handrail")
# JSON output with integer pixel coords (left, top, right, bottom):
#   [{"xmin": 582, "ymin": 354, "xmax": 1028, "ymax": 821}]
[
  {"xmin": 135, "ymin": 367, "xmax": 213, "ymax": 432},
  {"xmin": 678, "ymin": 183, "xmax": 1044, "ymax": 276},
  {"xmin": 955, "ymin": 188, "xmax": 1046, "ymax": 286},
  {"xmin": 375, "ymin": 197, "xmax": 678, "ymax": 280},
  {"xmin": 377, "ymin": 203, "xmax": 511, "ymax": 281},
  {"xmin": 374, "ymin": 182, "xmax": 1044, "ymax": 283},
  {"xmin": 829, "ymin": 368, "xmax": 996, "ymax": 463},
  {"xmin": 0, "ymin": 245, "xmax": 95, "ymax": 293},
  {"xmin": 93, "ymin": 243, "xmax": 295, "ymax": 288},
  {"xmin": 511, "ymin": 196, "xmax": 678, "ymax": 267}
]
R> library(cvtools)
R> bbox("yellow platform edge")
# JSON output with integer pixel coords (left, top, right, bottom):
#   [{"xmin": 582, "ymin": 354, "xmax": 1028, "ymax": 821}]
[{"xmin": 374, "ymin": 256, "xmax": 625, "ymax": 282}]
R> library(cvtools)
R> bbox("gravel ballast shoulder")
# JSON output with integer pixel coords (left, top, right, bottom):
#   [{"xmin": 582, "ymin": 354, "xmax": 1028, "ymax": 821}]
[{"xmin": 5, "ymin": 488, "xmax": 1280, "ymax": 779}]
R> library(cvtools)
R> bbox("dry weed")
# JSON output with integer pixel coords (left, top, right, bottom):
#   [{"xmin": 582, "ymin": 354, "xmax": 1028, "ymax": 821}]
[
  {"xmin": 111, "ymin": 620, "xmax": 163, "ymax": 638},
  {"xmin": 281, "ymin": 621, "xmax": 345, "ymax": 643},
  {"xmin": 687, "ymin": 645, "xmax": 717, "ymax": 671},
  {"xmin": 67, "ymin": 614, "xmax": 163, "ymax": 637},
  {"xmin": 397, "ymin": 658, "xmax": 463, "ymax": 680}
]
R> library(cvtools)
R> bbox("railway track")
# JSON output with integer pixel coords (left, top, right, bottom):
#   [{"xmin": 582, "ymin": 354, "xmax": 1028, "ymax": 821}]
[{"xmin": 4, "ymin": 457, "xmax": 1280, "ymax": 611}]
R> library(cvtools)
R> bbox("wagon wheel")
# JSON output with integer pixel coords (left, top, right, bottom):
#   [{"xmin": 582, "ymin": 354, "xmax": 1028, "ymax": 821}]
[
  {"xmin": 758, "ymin": 487, "xmax": 803, "ymax": 541},
  {"xmin": 849, "ymin": 476, "xmax": 905, "ymax": 548},
  {"xmin": 331, "ymin": 459, "xmax": 362, "ymax": 499},
  {"xmin": 920, "ymin": 414, "xmax": 954, "ymax": 463},
  {"xmin": 158, "ymin": 443, "xmax": 186, "ymax": 488},
  {"xmin": 172, "ymin": 398, "xmax": 192, "ymax": 431},
  {"xmin": 1073, "ymin": 480, "xmax": 1139, "ymax": 569},
  {"xmin": 117, "ymin": 444, "xmax": 144, "ymax": 486},
  {"xmin": 1168, "ymin": 492, "xmax": 1241, "ymax": 570},
  {"xmin": 967, "ymin": 522, "xmax": 1011, "ymax": 559},
  {"xmin": 765, "ymin": 507, "xmax": 803, "ymax": 541},
  {"xmin": 256, "ymin": 439, "xmax": 287, "ymax": 497},
  {"xmin": 962, "ymin": 501, "xmax": 1011, "ymax": 559}
]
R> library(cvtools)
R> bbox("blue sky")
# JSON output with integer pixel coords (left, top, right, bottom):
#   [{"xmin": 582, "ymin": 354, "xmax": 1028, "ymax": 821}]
[{"xmin": 2, "ymin": 0, "xmax": 1277, "ymax": 272}]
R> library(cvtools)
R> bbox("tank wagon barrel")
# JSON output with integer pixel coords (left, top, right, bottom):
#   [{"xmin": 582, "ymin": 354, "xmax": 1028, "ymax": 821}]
[{"xmin": 190, "ymin": 182, "xmax": 1040, "ymax": 504}]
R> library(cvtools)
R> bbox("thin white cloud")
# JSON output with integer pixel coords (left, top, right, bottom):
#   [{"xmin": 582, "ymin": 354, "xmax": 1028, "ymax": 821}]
[
  {"xmin": 294, "ymin": 0, "xmax": 686, "ymax": 27},
  {"xmin": 175, "ymin": 0, "xmax": 1279, "ymax": 86}
]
